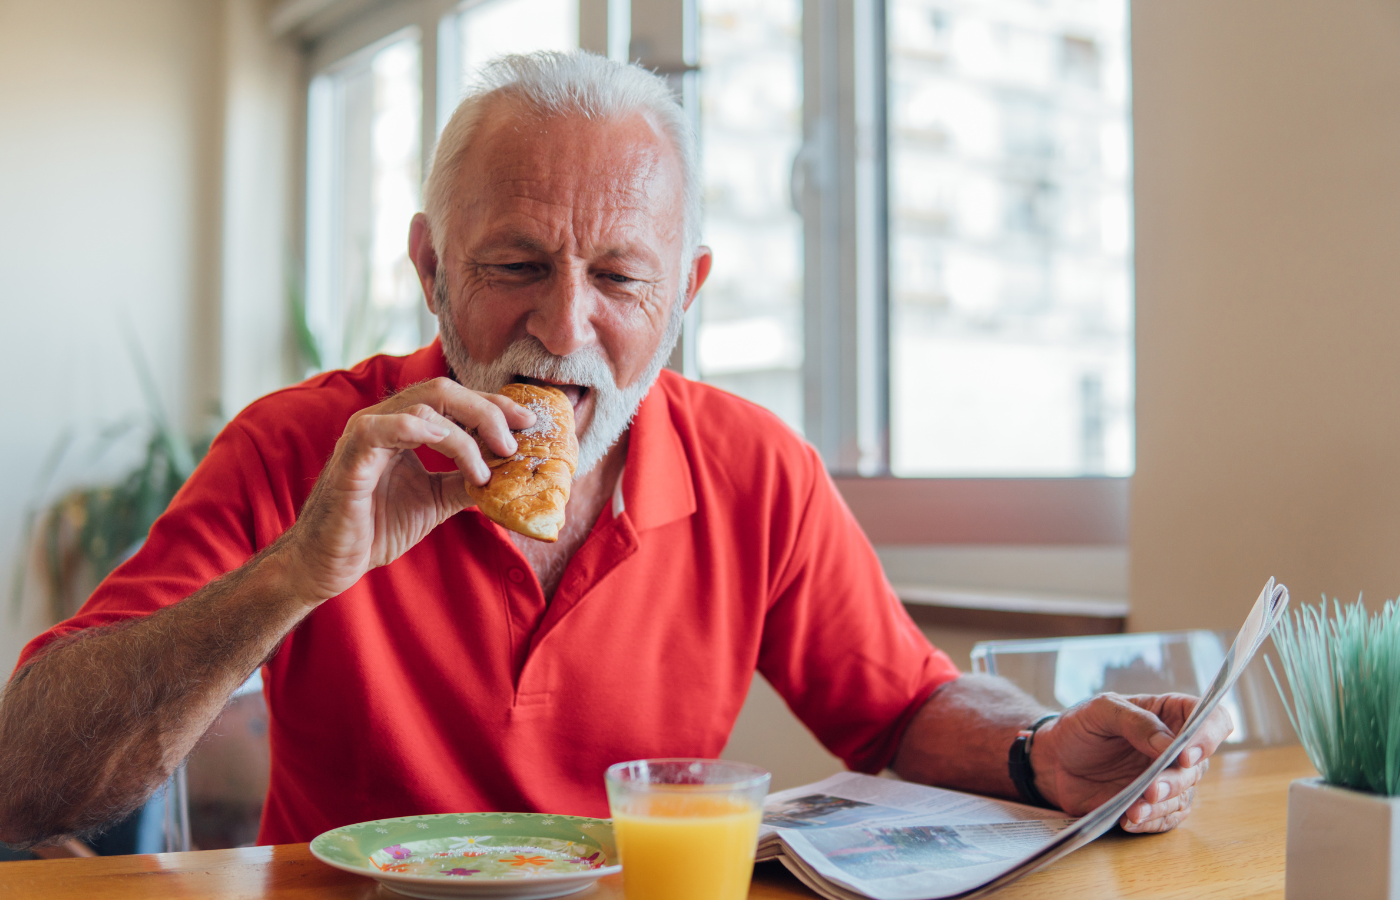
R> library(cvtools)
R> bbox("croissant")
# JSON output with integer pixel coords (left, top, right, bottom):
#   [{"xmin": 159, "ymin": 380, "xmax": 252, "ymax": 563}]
[{"xmin": 464, "ymin": 383, "xmax": 578, "ymax": 542}]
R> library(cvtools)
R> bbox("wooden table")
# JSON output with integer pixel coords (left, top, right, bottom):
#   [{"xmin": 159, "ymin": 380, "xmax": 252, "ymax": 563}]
[{"xmin": 0, "ymin": 745, "xmax": 1312, "ymax": 899}]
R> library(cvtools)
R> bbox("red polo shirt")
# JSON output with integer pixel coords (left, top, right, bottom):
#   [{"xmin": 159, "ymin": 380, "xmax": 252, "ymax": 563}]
[{"xmin": 17, "ymin": 340, "xmax": 957, "ymax": 844}]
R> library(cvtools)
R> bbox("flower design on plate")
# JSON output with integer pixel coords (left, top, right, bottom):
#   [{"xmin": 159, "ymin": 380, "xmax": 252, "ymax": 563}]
[
  {"xmin": 416, "ymin": 823, "xmax": 429, "ymax": 829},
  {"xmin": 457, "ymin": 818, "xmax": 469, "ymax": 824},
  {"xmin": 501, "ymin": 817, "xmax": 515, "ymax": 824},
  {"xmin": 340, "ymin": 835, "xmax": 355, "ymax": 842},
  {"xmin": 443, "ymin": 868, "xmax": 481, "ymax": 876},
  {"xmin": 507, "ymin": 854, "xmax": 552, "ymax": 867},
  {"xmin": 541, "ymin": 818, "xmax": 555, "ymax": 825},
  {"xmin": 375, "ymin": 827, "xmax": 388, "ymax": 834},
  {"xmin": 383, "ymin": 844, "xmax": 412, "ymax": 860},
  {"xmin": 448, "ymin": 836, "xmax": 490, "ymax": 853},
  {"xmin": 579, "ymin": 823, "xmax": 594, "ymax": 829}
]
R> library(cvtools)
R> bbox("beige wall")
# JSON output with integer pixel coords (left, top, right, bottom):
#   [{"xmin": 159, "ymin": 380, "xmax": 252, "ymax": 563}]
[
  {"xmin": 1131, "ymin": 0, "xmax": 1400, "ymax": 631},
  {"xmin": 220, "ymin": 0, "xmax": 300, "ymax": 416},
  {"xmin": 0, "ymin": 0, "xmax": 296, "ymax": 675},
  {"xmin": 0, "ymin": 0, "xmax": 224, "ymax": 672}
]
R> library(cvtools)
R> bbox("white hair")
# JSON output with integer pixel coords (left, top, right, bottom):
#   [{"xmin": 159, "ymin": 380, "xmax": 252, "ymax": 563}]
[{"xmin": 422, "ymin": 50, "xmax": 701, "ymax": 267}]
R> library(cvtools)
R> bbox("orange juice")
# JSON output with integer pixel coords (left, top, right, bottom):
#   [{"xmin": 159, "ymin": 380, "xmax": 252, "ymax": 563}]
[{"xmin": 612, "ymin": 794, "xmax": 763, "ymax": 900}]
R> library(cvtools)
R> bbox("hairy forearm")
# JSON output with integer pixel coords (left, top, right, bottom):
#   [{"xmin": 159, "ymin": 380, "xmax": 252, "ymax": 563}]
[
  {"xmin": 0, "ymin": 546, "xmax": 314, "ymax": 847},
  {"xmin": 891, "ymin": 674, "xmax": 1049, "ymax": 801}
]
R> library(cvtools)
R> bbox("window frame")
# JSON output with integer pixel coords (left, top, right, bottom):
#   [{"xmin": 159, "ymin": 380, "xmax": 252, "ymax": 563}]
[
  {"xmin": 797, "ymin": 0, "xmax": 1128, "ymax": 543},
  {"xmin": 276, "ymin": 0, "xmax": 1130, "ymax": 548}
]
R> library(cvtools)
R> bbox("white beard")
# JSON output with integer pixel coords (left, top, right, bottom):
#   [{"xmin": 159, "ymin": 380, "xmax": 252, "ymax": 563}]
[{"xmin": 435, "ymin": 278, "xmax": 685, "ymax": 477}]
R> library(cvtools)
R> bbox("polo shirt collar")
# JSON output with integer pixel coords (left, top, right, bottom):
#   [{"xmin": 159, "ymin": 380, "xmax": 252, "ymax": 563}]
[
  {"xmin": 399, "ymin": 337, "xmax": 451, "ymax": 385},
  {"xmin": 397, "ymin": 340, "xmax": 696, "ymax": 532},
  {"xmin": 619, "ymin": 372, "xmax": 696, "ymax": 532}
]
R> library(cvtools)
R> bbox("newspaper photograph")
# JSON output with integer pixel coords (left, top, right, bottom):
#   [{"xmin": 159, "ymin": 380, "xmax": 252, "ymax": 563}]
[
  {"xmin": 756, "ymin": 578, "xmax": 1291, "ymax": 900},
  {"xmin": 758, "ymin": 773, "xmax": 1074, "ymax": 899}
]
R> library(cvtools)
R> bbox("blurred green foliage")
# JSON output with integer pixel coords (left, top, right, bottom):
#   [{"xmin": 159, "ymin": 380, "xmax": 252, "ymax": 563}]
[{"xmin": 10, "ymin": 336, "xmax": 215, "ymax": 625}]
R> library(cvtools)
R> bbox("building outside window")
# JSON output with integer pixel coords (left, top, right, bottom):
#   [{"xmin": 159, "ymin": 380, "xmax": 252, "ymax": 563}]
[
  {"xmin": 694, "ymin": 0, "xmax": 805, "ymax": 434},
  {"xmin": 300, "ymin": 0, "xmax": 1133, "ymax": 491},
  {"xmin": 448, "ymin": 0, "xmax": 579, "ymax": 104},
  {"xmin": 307, "ymin": 1, "xmax": 579, "ymax": 374},
  {"xmin": 306, "ymin": 31, "xmax": 424, "ymax": 371},
  {"xmin": 886, "ymin": 0, "xmax": 1133, "ymax": 476}
]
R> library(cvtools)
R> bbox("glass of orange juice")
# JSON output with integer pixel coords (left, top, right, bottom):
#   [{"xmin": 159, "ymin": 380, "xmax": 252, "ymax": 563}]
[{"xmin": 605, "ymin": 759, "xmax": 771, "ymax": 900}]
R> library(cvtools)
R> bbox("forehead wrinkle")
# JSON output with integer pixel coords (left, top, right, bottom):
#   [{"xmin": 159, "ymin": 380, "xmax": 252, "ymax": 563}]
[
  {"xmin": 493, "ymin": 185, "xmax": 654, "ymax": 218},
  {"xmin": 487, "ymin": 166, "xmax": 661, "ymax": 211},
  {"xmin": 476, "ymin": 228, "xmax": 554, "ymax": 254},
  {"xmin": 454, "ymin": 110, "xmax": 685, "ymax": 265},
  {"xmin": 476, "ymin": 210, "xmax": 663, "ymax": 265}
]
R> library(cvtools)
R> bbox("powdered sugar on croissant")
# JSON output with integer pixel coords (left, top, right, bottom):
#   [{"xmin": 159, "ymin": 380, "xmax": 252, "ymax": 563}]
[{"xmin": 464, "ymin": 383, "xmax": 578, "ymax": 542}]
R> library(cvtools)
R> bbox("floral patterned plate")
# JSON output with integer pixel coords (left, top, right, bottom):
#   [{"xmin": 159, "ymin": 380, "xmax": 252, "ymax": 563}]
[{"xmin": 309, "ymin": 812, "xmax": 620, "ymax": 899}]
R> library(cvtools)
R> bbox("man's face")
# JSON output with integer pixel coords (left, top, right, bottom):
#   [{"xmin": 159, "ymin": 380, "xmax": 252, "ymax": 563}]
[{"xmin": 413, "ymin": 101, "xmax": 709, "ymax": 474}]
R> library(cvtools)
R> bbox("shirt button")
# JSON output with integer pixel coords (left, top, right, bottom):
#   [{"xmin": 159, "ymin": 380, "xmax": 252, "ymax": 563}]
[{"xmin": 507, "ymin": 568, "xmax": 525, "ymax": 584}]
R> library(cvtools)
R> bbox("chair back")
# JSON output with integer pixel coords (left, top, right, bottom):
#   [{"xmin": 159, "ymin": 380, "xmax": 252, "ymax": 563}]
[{"xmin": 970, "ymin": 630, "xmax": 1297, "ymax": 748}]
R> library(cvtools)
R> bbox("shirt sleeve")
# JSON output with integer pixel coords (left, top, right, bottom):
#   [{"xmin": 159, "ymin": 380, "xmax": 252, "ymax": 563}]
[
  {"xmin": 13, "ymin": 421, "xmax": 274, "ymax": 672},
  {"xmin": 756, "ymin": 446, "xmax": 961, "ymax": 773}
]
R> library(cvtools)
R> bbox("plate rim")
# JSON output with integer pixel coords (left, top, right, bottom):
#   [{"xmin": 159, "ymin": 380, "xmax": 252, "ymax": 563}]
[{"xmin": 309, "ymin": 811, "xmax": 622, "ymax": 888}]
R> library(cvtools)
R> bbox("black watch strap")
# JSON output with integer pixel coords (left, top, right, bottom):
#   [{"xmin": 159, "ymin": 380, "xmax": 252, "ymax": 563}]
[{"xmin": 1008, "ymin": 713, "xmax": 1059, "ymax": 808}]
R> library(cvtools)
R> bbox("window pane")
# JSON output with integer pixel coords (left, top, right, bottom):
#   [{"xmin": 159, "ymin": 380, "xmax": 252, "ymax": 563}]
[
  {"xmin": 887, "ymin": 0, "xmax": 1133, "ymax": 476},
  {"xmin": 458, "ymin": 0, "xmax": 578, "ymax": 88},
  {"xmin": 695, "ymin": 0, "xmax": 804, "ymax": 433},
  {"xmin": 306, "ymin": 32, "xmax": 424, "ymax": 370}
]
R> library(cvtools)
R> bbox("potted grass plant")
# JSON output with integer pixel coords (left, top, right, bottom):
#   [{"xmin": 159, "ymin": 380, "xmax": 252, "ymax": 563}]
[{"xmin": 1268, "ymin": 599, "xmax": 1400, "ymax": 900}]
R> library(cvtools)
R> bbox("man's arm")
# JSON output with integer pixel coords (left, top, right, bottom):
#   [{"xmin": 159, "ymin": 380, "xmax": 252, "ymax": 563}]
[
  {"xmin": 0, "ymin": 377, "xmax": 532, "ymax": 848},
  {"xmin": 0, "ymin": 549, "xmax": 309, "ymax": 846},
  {"xmin": 892, "ymin": 675, "xmax": 1234, "ymax": 833}
]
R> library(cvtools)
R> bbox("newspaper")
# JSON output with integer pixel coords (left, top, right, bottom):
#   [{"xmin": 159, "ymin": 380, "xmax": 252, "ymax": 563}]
[{"xmin": 756, "ymin": 578, "xmax": 1291, "ymax": 900}]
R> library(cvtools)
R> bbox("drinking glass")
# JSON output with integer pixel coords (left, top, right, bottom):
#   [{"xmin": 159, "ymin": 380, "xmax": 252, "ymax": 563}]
[{"xmin": 605, "ymin": 758, "xmax": 771, "ymax": 900}]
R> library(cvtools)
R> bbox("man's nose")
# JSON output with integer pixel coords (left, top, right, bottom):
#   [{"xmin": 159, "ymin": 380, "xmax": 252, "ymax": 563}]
[{"xmin": 526, "ymin": 266, "xmax": 598, "ymax": 357}]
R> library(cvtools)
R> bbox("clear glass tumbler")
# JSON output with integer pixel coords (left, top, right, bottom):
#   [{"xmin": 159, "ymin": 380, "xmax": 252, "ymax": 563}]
[{"xmin": 605, "ymin": 758, "xmax": 772, "ymax": 900}]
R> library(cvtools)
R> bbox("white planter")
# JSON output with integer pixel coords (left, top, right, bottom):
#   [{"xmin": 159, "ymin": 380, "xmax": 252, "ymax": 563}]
[{"xmin": 1287, "ymin": 777, "xmax": 1400, "ymax": 900}]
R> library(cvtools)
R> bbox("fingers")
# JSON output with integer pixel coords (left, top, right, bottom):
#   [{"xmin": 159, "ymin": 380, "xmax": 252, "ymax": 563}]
[
  {"xmin": 1127, "ymin": 694, "xmax": 1235, "ymax": 768},
  {"xmin": 1174, "ymin": 706, "xmax": 1234, "ymax": 768},
  {"xmin": 1121, "ymin": 784, "xmax": 1198, "ymax": 833},
  {"xmin": 346, "ymin": 410, "xmax": 453, "ymax": 454},
  {"xmin": 477, "ymin": 391, "xmax": 538, "ymax": 431},
  {"xmin": 1121, "ymin": 758, "xmax": 1209, "ymax": 832},
  {"xmin": 388, "ymin": 377, "xmax": 529, "ymax": 459},
  {"xmin": 398, "ymin": 404, "xmax": 492, "ymax": 486},
  {"xmin": 347, "ymin": 404, "xmax": 491, "ymax": 486},
  {"xmin": 1084, "ymin": 693, "xmax": 1178, "ymax": 761}
]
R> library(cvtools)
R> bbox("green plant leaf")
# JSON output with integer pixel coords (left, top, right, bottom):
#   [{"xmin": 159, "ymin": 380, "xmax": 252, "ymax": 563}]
[{"xmin": 1271, "ymin": 596, "xmax": 1400, "ymax": 795}]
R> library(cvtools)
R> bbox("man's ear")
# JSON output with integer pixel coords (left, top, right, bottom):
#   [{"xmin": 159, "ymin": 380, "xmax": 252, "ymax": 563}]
[
  {"xmin": 682, "ymin": 246, "xmax": 713, "ymax": 313},
  {"xmin": 408, "ymin": 213, "xmax": 440, "ymax": 313}
]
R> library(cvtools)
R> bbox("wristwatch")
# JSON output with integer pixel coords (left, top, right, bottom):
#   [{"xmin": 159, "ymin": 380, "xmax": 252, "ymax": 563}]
[{"xmin": 1008, "ymin": 713, "xmax": 1059, "ymax": 808}]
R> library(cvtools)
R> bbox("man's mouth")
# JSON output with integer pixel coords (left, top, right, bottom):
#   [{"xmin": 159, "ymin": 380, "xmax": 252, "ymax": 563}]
[{"xmin": 511, "ymin": 375, "xmax": 589, "ymax": 411}]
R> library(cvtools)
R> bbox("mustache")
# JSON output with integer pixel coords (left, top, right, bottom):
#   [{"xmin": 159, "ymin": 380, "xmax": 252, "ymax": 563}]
[
  {"xmin": 494, "ymin": 338, "xmax": 616, "ymax": 391},
  {"xmin": 434, "ymin": 267, "xmax": 684, "ymax": 477},
  {"xmin": 433, "ymin": 275, "xmax": 615, "ymax": 391}
]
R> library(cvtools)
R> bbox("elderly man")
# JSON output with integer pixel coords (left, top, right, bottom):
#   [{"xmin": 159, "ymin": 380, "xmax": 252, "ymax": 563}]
[{"xmin": 0, "ymin": 52, "xmax": 1227, "ymax": 849}]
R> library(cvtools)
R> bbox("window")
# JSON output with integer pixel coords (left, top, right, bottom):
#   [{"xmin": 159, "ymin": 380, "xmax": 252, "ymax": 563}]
[
  {"xmin": 306, "ymin": 31, "xmax": 425, "ymax": 371},
  {"xmin": 694, "ymin": 0, "xmax": 805, "ymax": 434},
  {"xmin": 305, "ymin": 1, "xmax": 580, "ymax": 374},
  {"xmin": 444, "ymin": 0, "xmax": 579, "ymax": 112},
  {"xmin": 292, "ymin": 0, "xmax": 1132, "ymax": 540},
  {"xmin": 886, "ymin": 0, "xmax": 1133, "ymax": 476}
]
